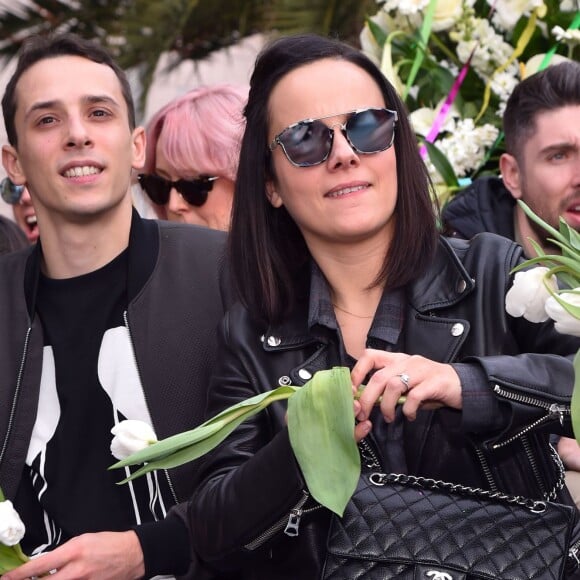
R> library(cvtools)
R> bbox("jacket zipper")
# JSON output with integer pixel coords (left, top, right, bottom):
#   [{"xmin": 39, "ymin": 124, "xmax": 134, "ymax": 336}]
[
  {"xmin": 0, "ymin": 326, "xmax": 32, "ymax": 467},
  {"xmin": 522, "ymin": 435, "xmax": 547, "ymax": 498},
  {"xmin": 243, "ymin": 490, "xmax": 320, "ymax": 550},
  {"xmin": 473, "ymin": 446, "xmax": 499, "ymax": 492},
  {"xmin": 123, "ymin": 311, "xmax": 179, "ymax": 506},
  {"xmin": 492, "ymin": 384, "xmax": 570, "ymax": 448},
  {"xmin": 358, "ymin": 437, "xmax": 383, "ymax": 470},
  {"xmin": 244, "ymin": 436, "xmax": 382, "ymax": 551},
  {"xmin": 493, "ymin": 384, "xmax": 568, "ymax": 501}
]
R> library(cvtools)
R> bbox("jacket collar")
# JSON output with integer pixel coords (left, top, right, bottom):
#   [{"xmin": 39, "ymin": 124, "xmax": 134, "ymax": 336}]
[
  {"xmin": 23, "ymin": 208, "xmax": 159, "ymax": 317},
  {"xmin": 263, "ymin": 236, "xmax": 475, "ymax": 355},
  {"xmin": 407, "ymin": 236, "xmax": 475, "ymax": 313}
]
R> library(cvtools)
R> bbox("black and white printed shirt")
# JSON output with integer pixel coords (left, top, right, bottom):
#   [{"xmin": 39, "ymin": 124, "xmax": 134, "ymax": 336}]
[{"xmin": 22, "ymin": 249, "xmax": 173, "ymax": 556}]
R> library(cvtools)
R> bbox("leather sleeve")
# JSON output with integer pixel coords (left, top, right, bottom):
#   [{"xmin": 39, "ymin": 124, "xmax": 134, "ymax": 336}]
[
  {"xmin": 450, "ymin": 234, "xmax": 580, "ymax": 441},
  {"xmin": 189, "ymin": 309, "xmax": 306, "ymax": 568}
]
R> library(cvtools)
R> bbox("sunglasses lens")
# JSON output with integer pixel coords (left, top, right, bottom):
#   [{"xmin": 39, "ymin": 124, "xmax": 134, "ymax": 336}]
[
  {"xmin": 279, "ymin": 120, "xmax": 332, "ymax": 167},
  {"xmin": 176, "ymin": 179, "xmax": 212, "ymax": 207},
  {"xmin": 139, "ymin": 174, "xmax": 170, "ymax": 205},
  {"xmin": 347, "ymin": 108, "xmax": 396, "ymax": 153},
  {"xmin": 1, "ymin": 178, "xmax": 24, "ymax": 204}
]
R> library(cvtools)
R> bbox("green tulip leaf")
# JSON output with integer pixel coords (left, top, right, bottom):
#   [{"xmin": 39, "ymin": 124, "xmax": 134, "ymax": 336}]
[
  {"xmin": 115, "ymin": 390, "xmax": 294, "ymax": 483},
  {"xmin": 424, "ymin": 140, "xmax": 459, "ymax": 188},
  {"xmin": 366, "ymin": 16, "xmax": 387, "ymax": 47},
  {"xmin": 518, "ymin": 201, "xmax": 568, "ymax": 246},
  {"xmin": 287, "ymin": 367, "xmax": 360, "ymax": 516},
  {"xmin": 111, "ymin": 386, "xmax": 299, "ymax": 480},
  {"xmin": 572, "ymin": 351, "xmax": 580, "ymax": 445}
]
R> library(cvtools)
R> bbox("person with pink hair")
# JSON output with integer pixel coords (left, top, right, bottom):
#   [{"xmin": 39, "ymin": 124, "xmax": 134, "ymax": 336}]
[{"xmin": 140, "ymin": 84, "xmax": 247, "ymax": 230}]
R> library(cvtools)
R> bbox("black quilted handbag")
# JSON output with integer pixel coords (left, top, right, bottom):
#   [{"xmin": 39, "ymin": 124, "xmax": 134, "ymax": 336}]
[{"xmin": 322, "ymin": 471, "xmax": 578, "ymax": 580}]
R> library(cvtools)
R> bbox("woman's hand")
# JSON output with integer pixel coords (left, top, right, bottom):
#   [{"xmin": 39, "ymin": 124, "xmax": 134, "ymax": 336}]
[{"xmin": 352, "ymin": 349, "xmax": 462, "ymax": 425}]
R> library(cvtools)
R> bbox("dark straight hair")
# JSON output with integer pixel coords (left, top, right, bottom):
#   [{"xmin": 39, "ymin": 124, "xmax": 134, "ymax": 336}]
[
  {"xmin": 503, "ymin": 60, "xmax": 580, "ymax": 162},
  {"xmin": 229, "ymin": 34, "xmax": 438, "ymax": 324},
  {"xmin": 2, "ymin": 32, "xmax": 136, "ymax": 147}
]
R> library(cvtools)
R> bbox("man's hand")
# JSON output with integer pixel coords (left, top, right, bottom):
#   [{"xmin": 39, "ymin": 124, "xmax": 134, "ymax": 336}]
[
  {"xmin": 0, "ymin": 531, "xmax": 145, "ymax": 580},
  {"xmin": 558, "ymin": 436, "xmax": 580, "ymax": 471}
]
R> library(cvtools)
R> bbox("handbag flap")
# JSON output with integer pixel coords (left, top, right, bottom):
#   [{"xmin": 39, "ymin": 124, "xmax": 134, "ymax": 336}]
[{"xmin": 326, "ymin": 474, "xmax": 576, "ymax": 580}]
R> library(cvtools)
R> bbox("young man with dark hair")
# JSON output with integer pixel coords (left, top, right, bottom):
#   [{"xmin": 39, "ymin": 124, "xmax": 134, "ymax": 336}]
[
  {"xmin": 0, "ymin": 33, "xmax": 231, "ymax": 579},
  {"xmin": 442, "ymin": 60, "xmax": 580, "ymax": 258},
  {"xmin": 442, "ymin": 59, "xmax": 580, "ymax": 507}
]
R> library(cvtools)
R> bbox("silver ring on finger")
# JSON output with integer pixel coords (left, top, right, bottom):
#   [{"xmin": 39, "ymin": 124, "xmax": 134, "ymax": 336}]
[{"xmin": 397, "ymin": 372, "xmax": 410, "ymax": 393}]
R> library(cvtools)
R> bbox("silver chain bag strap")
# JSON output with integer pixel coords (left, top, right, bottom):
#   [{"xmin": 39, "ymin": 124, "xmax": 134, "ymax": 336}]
[{"xmin": 322, "ymin": 471, "xmax": 578, "ymax": 580}]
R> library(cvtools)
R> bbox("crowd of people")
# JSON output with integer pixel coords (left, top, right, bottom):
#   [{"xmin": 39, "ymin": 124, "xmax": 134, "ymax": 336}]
[{"xmin": 0, "ymin": 28, "xmax": 579, "ymax": 580}]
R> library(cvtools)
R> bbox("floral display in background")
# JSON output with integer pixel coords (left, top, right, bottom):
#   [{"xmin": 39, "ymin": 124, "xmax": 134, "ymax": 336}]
[{"xmin": 360, "ymin": 0, "xmax": 580, "ymax": 203}]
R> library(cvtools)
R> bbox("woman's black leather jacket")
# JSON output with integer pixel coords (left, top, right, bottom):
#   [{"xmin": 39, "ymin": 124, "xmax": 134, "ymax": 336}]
[{"xmin": 190, "ymin": 234, "xmax": 580, "ymax": 579}]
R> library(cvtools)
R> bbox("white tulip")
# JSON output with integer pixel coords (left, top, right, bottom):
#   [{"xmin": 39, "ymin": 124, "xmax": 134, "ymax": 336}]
[
  {"xmin": 0, "ymin": 499, "xmax": 25, "ymax": 546},
  {"xmin": 110, "ymin": 420, "xmax": 158, "ymax": 461},
  {"xmin": 431, "ymin": 0, "xmax": 464, "ymax": 31},
  {"xmin": 505, "ymin": 267, "xmax": 557, "ymax": 323},
  {"xmin": 545, "ymin": 293, "xmax": 580, "ymax": 337}
]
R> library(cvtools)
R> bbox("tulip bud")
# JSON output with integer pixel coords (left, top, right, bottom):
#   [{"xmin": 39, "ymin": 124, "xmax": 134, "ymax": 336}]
[
  {"xmin": 110, "ymin": 420, "xmax": 158, "ymax": 461},
  {"xmin": 545, "ymin": 293, "xmax": 580, "ymax": 337},
  {"xmin": 0, "ymin": 500, "xmax": 25, "ymax": 546},
  {"xmin": 505, "ymin": 267, "xmax": 557, "ymax": 323}
]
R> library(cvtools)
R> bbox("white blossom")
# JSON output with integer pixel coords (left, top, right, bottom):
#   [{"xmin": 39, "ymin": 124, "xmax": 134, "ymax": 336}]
[
  {"xmin": 524, "ymin": 53, "xmax": 571, "ymax": 78},
  {"xmin": 433, "ymin": 119, "xmax": 499, "ymax": 178},
  {"xmin": 431, "ymin": 0, "xmax": 464, "ymax": 32},
  {"xmin": 505, "ymin": 267, "xmax": 557, "ymax": 323},
  {"xmin": 490, "ymin": 70, "xmax": 520, "ymax": 103},
  {"xmin": 409, "ymin": 105, "xmax": 458, "ymax": 138},
  {"xmin": 454, "ymin": 18, "xmax": 516, "ymax": 79},
  {"xmin": 0, "ymin": 500, "xmax": 26, "ymax": 546},
  {"xmin": 382, "ymin": 0, "xmax": 429, "ymax": 16},
  {"xmin": 561, "ymin": 0, "xmax": 579, "ymax": 11},
  {"xmin": 110, "ymin": 420, "xmax": 158, "ymax": 461},
  {"xmin": 552, "ymin": 25, "xmax": 580, "ymax": 46},
  {"xmin": 545, "ymin": 293, "xmax": 580, "ymax": 337},
  {"xmin": 487, "ymin": 0, "xmax": 546, "ymax": 31}
]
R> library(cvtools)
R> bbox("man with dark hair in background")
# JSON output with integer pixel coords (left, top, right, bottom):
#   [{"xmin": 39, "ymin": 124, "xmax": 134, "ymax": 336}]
[{"xmin": 442, "ymin": 59, "xmax": 580, "ymax": 507}]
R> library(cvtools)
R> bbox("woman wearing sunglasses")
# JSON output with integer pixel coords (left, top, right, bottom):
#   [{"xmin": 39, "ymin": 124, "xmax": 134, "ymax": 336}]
[
  {"xmin": 140, "ymin": 84, "xmax": 247, "ymax": 230},
  {"xmin": 188, "ymin": 35, "xmax": 580, "ymax": 578},
  {"xmin": 0, "ymin": 177, "xmax": 38, "ymax": 244}
]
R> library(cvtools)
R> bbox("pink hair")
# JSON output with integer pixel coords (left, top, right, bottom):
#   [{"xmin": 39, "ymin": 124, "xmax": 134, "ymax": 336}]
[{"xmin": 144, "ymin": 84, "xmax": 248, "ymax": 181}]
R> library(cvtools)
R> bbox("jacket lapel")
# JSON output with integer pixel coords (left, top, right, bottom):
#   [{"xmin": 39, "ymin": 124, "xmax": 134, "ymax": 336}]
[{"xmin": 405, "ymin": 237, "xmax": 475, "ymax": 363}]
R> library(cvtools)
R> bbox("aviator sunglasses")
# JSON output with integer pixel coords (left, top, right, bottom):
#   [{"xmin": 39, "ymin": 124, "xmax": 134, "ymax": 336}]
[
  {"xmin": 138, "ymin": 173, "xmax": 219, "ymax": 207},
  {"xmin": 0, "ymin": 177, "xmax": 25, "ymax": 205},
  {"xmin": 269, "ymin": 107, "xmax": 398, "ymax": 167}
]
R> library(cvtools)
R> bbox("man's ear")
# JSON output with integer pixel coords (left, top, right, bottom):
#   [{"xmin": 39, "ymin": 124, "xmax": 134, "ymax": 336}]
[
  {"xmin": 499, "ymin": 152, "xmax": 522, "ymax": 200},
  {"xmin": 266, "ymin": 178, "xmax": 283, "ymax": 208},
  {"xmin": 131, "ymin": 126, "xmax": 146, "ymax": 170},
  {"xmin": 2, "ymin": 145, "xmax": 26, "ymax": 185}
]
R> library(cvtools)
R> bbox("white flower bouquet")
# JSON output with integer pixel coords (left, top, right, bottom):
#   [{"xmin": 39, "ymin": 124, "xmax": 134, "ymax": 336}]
[{"xmin": 360, "ymin": 0, "xmax": 580, "ymax": 202}]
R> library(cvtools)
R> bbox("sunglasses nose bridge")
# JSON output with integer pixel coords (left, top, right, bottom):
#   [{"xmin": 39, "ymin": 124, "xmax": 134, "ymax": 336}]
[{"xmin": 326, "ymin": 120, "xmax": 359, "ymax": 159}]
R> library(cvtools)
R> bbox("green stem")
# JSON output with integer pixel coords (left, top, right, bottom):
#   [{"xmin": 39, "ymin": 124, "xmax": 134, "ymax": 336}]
[{"xmin": 430, "ymin": 32, "xmax": 459, "ymax": 64}]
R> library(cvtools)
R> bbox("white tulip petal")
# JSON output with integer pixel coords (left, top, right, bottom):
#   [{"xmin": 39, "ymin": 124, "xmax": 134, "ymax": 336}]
[
  {"xmin": 505, "ymin": 267, "xmax": 556, "ymax": 323},
  {"xmin": 0, "ymin": 499, "xmax": 26, "ymax": 546},
  {"xmin": 110, "ymin": 419, "xmax": 157, "ymax": 460}
]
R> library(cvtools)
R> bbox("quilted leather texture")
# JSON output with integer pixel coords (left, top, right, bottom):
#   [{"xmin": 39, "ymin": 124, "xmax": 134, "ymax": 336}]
[{"xmin": 322, "ymin": 474, "xmax": 576, "ymax": 580}]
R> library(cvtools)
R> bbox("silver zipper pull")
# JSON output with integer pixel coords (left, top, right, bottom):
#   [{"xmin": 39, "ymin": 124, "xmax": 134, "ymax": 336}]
[
  {"xmin": 548, "ymin": 403, "xmax": 569, "ymax": 426},
  {"xmin": 283, "ymin": 509, "xmax": 302, "ymax": 537}
]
